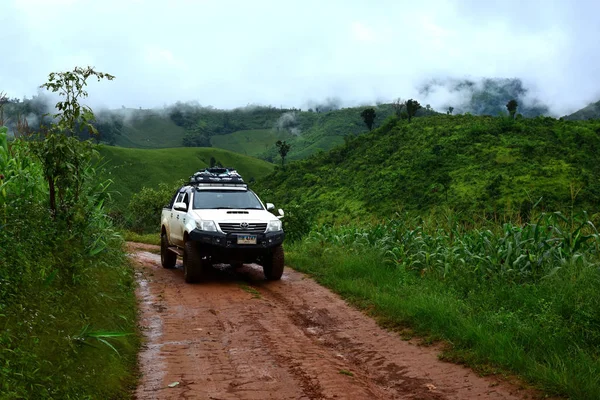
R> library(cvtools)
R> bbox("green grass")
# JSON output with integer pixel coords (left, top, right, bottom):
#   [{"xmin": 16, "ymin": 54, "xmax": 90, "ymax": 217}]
[
  {"xmin": 0, "ymin": 242, "xmax": 139, "ymax": 399},
  {"xmin": 114, "ymin": 110, "xmax": 188, "ymax": 148},
  {"xmin": 238, "ymin": 283, "xmax": 262, "ymax": 299},
  {"xmin": 98, "ymin": 146, "xmax": 274, "ymax": 210},
  {"xmin": 210, "ymin": 129, "xmax": 293, "ymax": 158},
  {"xmin": 124, "ymin": 231, "xmax": 160, "ymax": 246},
  {"xmin": 286, "ymin": 217, "xmax": 600, "ymax": 400}
]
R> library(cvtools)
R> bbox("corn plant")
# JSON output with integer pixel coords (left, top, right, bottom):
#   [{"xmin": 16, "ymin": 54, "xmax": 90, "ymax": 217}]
[{"xmin": 307, "ymin": 211, "xmax": 600, "ymax": 283}]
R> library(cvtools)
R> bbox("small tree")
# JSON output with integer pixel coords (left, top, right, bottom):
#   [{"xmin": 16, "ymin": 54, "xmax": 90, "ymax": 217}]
[
  {"xmin": 447, "ymin": 106, "xmax": 454, "ymax": 115},
  {"xmin": 506, "ymin": 99, "xmax": 518, "ymax": 119},
  {"xmin": 35, "ymin": 66, "xmax": 114, "ymax": 218},
  {"xmin": 360, "ymin": 107, "xmax": 376, "ymax": 131},
  {"xmin": 405, "ymin": 99, "xmax": 422, "ymax": 123},
  {"xmin": 40, "ymin": 66, "xmax": 115, "ymax": 137},
  {"xmin": 275, "ymin": 140, "xmax": 291, "ymax": 167},
  {"xmin": 392, "ymin": 98, "xmax": 405, "ymax": 117}
]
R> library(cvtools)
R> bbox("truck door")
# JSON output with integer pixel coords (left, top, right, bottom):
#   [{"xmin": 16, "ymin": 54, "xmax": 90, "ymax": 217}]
[{"xmin": 170, "ymin": 192, "xmax": 188, "ymax": 246}]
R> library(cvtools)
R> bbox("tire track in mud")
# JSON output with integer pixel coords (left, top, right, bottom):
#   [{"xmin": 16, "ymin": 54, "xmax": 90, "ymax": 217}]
[{"xmin": 129, "ymin": 243, "xmax": 539, "ymax": 400}]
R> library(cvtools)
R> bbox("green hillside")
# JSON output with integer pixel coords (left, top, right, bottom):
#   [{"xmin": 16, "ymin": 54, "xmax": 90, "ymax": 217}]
[
  {"xmin": 111, "ymin": 109, "xmax": 188, "ymax": 148},
  {"xmin": 99, "ymin": 146, "xmax": 274, "ymax": 210},
  {"xmin": 565, "ymin": 99, "xmax": 600, "ymax": 120},
  {"xmin": 108, "ymin": 104, "xmax": 400, "ymax": 161},
  {"xmin": 210, "ymin": 129, "xmax": 293, "ymax": 157},
  {"xmin": 255, "ymin": 114, "xmax": 600, "ymax": 223}
]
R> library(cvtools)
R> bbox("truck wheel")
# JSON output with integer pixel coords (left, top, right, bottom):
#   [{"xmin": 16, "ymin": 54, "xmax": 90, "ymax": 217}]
[
  {"xmin": 262, "ymin": 245, "xmax": 284, "ymax": 281},
  {"xmin": 183, "ymin": 241, "xmax": 204, "ymax": 283},
  {"xmin": 161, "ymin": 233, "xmax": 177, "ymax": 269}
]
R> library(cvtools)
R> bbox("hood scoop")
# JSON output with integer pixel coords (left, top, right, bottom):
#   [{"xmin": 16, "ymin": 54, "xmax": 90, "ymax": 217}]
[{"xmin": 226, "ymin": 210, "xmax": 249, "ymax": 214}]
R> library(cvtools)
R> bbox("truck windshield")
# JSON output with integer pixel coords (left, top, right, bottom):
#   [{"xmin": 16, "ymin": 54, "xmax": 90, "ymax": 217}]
[{"xmin": 193, "ymin": 190, "xmax": 264, "ymax": 210}]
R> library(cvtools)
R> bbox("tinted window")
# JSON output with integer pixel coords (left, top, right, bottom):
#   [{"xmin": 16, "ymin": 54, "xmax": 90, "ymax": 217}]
[{"xmin": 193, "ymin": 190, "xmax": 263, "ymax": 210}]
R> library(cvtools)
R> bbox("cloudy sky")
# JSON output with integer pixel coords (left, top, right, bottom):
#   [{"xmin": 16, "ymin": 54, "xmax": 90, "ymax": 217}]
[{"xmin": 1, "ymin": 0, "xmax": 599, "ymax": 115}]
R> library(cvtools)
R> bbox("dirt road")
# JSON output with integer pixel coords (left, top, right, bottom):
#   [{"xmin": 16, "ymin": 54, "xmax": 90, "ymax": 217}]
[{"xmin": 130, "ymin": 243, "xmax": 533, "ymax": 400}]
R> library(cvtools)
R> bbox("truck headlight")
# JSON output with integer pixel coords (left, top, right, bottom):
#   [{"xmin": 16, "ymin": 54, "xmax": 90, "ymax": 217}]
[
  {"xmin": 197, "ymin": 220, "xmax": 217, "ymax": 232},
  {"xmin": 266, "ymin": 220, "xmax": 282, "ymax": 232}
]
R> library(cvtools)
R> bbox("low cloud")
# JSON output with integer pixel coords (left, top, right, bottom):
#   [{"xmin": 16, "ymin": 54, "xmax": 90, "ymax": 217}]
[{"xmin": 2, "ymin": 0, "xmax": 599, "ymax": 115}]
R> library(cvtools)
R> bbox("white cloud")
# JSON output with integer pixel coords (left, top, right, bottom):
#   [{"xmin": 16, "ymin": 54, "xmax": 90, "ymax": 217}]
[
  {"xmin": 351, "ymin": 22, "xmax": 377, "ymax": 43},
  {"xmin": 1, "ymin": 0, "xmax": 599, "ymax": 115}
]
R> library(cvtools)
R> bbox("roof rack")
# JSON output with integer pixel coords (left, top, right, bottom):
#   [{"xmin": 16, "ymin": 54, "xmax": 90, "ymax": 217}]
[{"xmin": 189, "ymin": 167, "xmax": 247, "ymax": 187}]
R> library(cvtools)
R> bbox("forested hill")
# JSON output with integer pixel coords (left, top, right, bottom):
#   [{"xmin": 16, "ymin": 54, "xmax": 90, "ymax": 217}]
[
  {"xmin": 255, "ymin": 115, "xmax": 600, "ymax": 223},
  {"xmin": 565, "ymin": 99, "xmax": 600, "ymax": 120}
]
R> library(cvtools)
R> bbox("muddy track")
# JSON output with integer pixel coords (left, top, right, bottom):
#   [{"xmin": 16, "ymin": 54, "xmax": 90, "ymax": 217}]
[{"xmin": 130, "ymin": 243, "xmax": 535, "ymax": 400}]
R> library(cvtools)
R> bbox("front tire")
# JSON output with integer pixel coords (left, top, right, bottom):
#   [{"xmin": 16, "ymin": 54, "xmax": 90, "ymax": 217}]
[
  {"xmin": 183, "ymin": 241, "xmax": 205, "ymax": 283},
  {"xmin": 161, "ymin": 233, "xmax": 177, "ymax": 269},
  {"xmin": 262, "ymin": 245, "xmax": 284, "ymax": 281}
]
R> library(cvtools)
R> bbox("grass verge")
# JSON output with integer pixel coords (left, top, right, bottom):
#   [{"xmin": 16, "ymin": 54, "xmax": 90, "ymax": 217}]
[
  {"xmin": 286, "ymin": 241, "xmax": 600, "ymax": 400},
  {"xmin": 124, "ymin": 230, "xmax": 161, "ymax": 246},
  {"xmin": 0, "ymin": 243, "xmax": 140, "ymax": 399}
]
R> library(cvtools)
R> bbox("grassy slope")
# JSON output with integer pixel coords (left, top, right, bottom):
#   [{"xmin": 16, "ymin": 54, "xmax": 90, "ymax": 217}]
[
  {"xmin": 114, "ymin": 111, "xmax": 188, "ymax": 148},
  {"xmin": 106, "ymin": 105, "xmax": 400, "ymax": 161},
  {"xmin": 266, "ymin": 105, "xmax": 397, "ymax": 161},
  {"xmin": 565, "ymin": 99, "xmax": 600, "ymax": 120},
  {"xmin": 256, "ymin": 114, "xmax": 600, "ymax": 223},
  {"xmin": 99, "ymin": 146, "xmax": 274, "ymax": 209},
  {"xmin": 210, "ymin": 129, "xmax": 293, "ymax": 157}
]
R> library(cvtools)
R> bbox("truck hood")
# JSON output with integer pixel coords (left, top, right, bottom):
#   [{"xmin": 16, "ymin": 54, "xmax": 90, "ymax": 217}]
[{"xmin": 189, "ymin": 209, "xmax": 279, "ymax": 223}]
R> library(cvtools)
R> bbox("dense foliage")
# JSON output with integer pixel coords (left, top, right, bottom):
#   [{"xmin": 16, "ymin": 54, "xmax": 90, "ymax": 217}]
[
  {"xmin": 0, "ymin": 69, "xmax": 137, "ymax": 399},
  {"xmin": 256, "ymin": 114, "xmax": 600, "ymax": 223}
]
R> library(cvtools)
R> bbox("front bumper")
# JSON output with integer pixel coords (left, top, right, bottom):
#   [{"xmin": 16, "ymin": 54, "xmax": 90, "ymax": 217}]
[{"xmin": 188, "ymin": 229, "xmax": 285, "ymax": 249}]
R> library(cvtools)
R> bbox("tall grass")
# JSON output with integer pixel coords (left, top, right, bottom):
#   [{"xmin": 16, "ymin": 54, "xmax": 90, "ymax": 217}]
[
  {"xmin": 288, "ymin": 211, "xmax": 600, "ymax": 399},
  {"xmin": 0, "ymin": 126, "xmax": 139, "ymax": 398}
]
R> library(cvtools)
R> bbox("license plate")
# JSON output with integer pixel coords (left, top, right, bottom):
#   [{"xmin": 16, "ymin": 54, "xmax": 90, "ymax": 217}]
[{"xmin": 237, "ymin": 235, "xmax": 257, "ymax": 245}]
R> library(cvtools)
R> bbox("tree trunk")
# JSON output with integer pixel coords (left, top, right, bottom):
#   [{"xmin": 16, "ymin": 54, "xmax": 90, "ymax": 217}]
[{"xmin": 48, "ymin": 175, "xmax": 56, "ymax": 218}]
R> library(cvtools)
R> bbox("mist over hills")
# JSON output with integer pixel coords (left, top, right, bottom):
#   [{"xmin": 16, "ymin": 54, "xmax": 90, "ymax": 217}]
[
  {"xmin": 1, "ymin": 76, "xmax": 598, "ymax": 162},
  {"xmin": 419, "ymin": 78, "xmax": 551, "ymax": 117}
]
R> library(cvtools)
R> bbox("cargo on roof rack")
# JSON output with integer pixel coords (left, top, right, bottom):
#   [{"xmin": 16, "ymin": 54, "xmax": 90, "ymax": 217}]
[{"xmin": 189, "ymin": 167, "xmax": 246, "ymax": 186}]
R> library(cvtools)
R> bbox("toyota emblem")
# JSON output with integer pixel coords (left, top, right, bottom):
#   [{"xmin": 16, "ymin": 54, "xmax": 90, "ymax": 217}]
[{"xmin": 240, "ymin": 222, "xmax": 249, "ymax": 229}]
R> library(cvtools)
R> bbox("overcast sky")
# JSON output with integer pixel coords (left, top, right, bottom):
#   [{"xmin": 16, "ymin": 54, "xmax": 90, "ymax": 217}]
[{"xmin": 1, "ymin": 0, "xmax": 599, "ymax": 115}]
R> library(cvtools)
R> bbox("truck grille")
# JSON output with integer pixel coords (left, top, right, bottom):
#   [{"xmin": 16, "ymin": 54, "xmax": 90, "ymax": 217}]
[{"xmin": 219, "ymin": 223, "xmax": 267, "ymax": 234}]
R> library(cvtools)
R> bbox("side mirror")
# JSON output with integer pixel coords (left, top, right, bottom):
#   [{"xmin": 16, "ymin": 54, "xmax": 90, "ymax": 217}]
[
  {"xmin": 277, "ymin": 209, "xmax": 285, "ymax": 219},
  {"xmin": 266, "ymin": 203, "xmax": 275, "ymax": 211},
  {"xmin": 173, "ymin": 202, "xmax": 187, "ymax": 212}
]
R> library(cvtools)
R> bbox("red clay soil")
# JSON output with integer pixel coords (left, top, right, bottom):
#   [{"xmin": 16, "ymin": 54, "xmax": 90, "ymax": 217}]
[{"xmin": 129, "ymin": 242, "xmax": 539, "ymax": 400}]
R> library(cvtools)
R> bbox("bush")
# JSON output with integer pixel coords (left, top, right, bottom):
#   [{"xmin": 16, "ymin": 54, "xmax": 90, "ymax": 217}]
[
  {"xmin": 128, "ymin": 182, "xmax": 181, "ymax": 233},
  {"xmin": 281, "ymin": 203, "xmax": 312, "ymax": 242}
]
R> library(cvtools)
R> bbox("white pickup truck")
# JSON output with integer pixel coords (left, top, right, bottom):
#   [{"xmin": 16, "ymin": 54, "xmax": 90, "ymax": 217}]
[{"xmin": 160, "ymin": 168, "xmax": 285, "ymax": 283}]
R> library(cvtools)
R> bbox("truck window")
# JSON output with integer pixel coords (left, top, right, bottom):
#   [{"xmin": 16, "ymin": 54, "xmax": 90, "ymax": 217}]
[
  {"xmin": 168, "ymin": 189, "xmax": 181, "ymax": 208},
  {"xmin": 193, "ymin": 190, "xmax": 263, "ymax": 210}
]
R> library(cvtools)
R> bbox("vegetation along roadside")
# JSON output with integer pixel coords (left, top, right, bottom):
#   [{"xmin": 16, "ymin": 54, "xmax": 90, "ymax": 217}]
[
  {"xmin": 0, "ymin": 67, "xmax": 139, "ymax": 399},
  {"xmin": 249, "ymin": 110, "xmax": 600, "ymax": 399}
]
